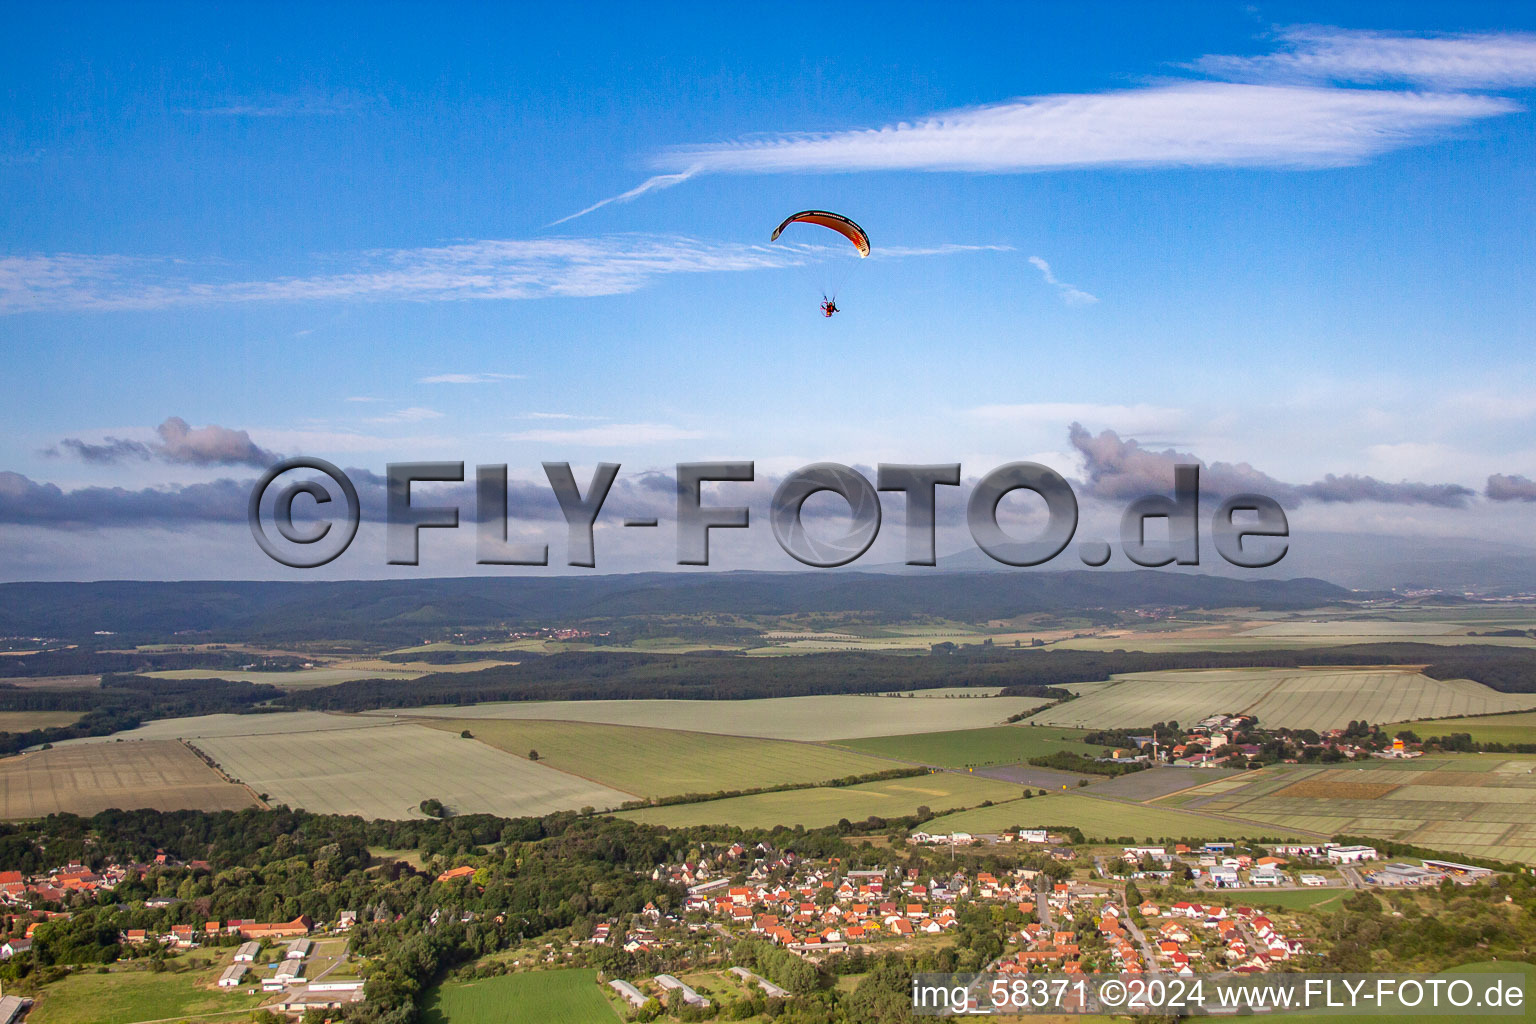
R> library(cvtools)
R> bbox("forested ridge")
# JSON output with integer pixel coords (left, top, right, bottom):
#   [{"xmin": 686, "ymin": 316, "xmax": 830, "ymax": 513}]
[{"xmin": 282, "ymin": 643, "xmax": 1536, "ymax": 711}]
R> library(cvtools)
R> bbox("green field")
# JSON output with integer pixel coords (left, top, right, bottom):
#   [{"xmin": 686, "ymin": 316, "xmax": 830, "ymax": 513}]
[
  {"xmin": 1242, "ymin": 887, "xmax": 1353, "ymax": 911},
  {"xmin": 29, "ymin": 963, "xmax": 267, "ymax": 1024},
  {"xmin": 1025, "ymin": 667, "xmax": 1536, "ymax": 731},
  {"xmin": 385, "ymin": 693, "xmax": 1051, "ymax": 741},
  {"xmin": 1160, "ymin": 756, "xmax": 1536, "ymax": 863},
  {"xmin": 425, "ymin": 718, "xmax": 904, "ymax": 798},
  {"xmin": 921, "ymin": 792, "xmax": 1310, "ymax": 841},
  {"xmin": 1395, "ymin": 710, "xmax": 1536, "ymax": 746},
  {"xmin": 421, "ymin": 969, "xmax": 619, "ymax": 1024},
  {"xmin": 616, "ymin": 772, "xmax": 1023, "ymax": 829},
  {"xmin": 830, "ymin": 725, "xmax": 1095, "ymax": 767}
]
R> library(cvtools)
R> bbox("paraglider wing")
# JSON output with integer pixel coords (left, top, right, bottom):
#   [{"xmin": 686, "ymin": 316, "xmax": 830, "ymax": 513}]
[{"xmin": 770, "ymin": 210, "xmax": 870, "ymax": 257}]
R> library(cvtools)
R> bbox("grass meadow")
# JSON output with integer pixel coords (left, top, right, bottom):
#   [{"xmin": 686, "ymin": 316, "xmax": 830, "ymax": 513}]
[
  {"xmin": 420, "ymin": 969, "xmax": 620, "ymax": 1024},
  {"xmin": 27, "ymin": 963, "xmax": 267, "ymax": 1024}
]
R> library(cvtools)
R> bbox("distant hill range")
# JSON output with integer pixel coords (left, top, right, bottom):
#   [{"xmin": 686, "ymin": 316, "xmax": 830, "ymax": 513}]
[
  {"xmin": 932, "ymin": 532, "xmax": 1536, "ymax": 595},
  {"xmin": 0, "ymin": 571, "xmax": 1354, "ymax": 642}
]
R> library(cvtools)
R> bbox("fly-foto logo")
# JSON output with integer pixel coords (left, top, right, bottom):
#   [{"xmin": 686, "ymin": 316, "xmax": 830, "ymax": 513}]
[{"xmin": 248, "ymin": 459, "xmax": 1287, "ymax": 570}]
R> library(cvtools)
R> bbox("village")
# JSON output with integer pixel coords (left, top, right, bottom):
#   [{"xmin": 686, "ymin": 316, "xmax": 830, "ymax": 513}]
[{"xmin": 0, "ymin": 854, "xmax": 366, "ymax": 1018}]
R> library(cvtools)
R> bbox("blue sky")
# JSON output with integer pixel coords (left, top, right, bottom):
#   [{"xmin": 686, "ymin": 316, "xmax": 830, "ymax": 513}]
[{"xmin": 2, "ymin": 4, "xmax": 1534, "ymax": 579}]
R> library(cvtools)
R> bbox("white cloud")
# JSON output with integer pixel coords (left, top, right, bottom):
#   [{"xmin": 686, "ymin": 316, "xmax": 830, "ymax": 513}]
[
  {"xmin": 655, "ymin": 83, "xmax": 1513, "ymax": 176},
  {"xmin": 1027, "ymin": 256, "xmax": 1098, "ymax": 305},
  {"xmin": 418, "ymin": 372, "xmax": 525, "ymax": 384},
  {"xmin": 0, "ymin": 237, "xmax": 800, "ymax": 313},
  {"xmin": 367, "ymin": 407, "xmax": 445, "ymax": 424},
  {"xmin": 547, "ymin": 29, "xmax": 1530, "ymax": 217},
  {"xmin": 0, "ymin": 235, "xmax": 995, "ymax": 314},
  {"xmin": 1192, "ymin": 27, "xmax": 1536, "ymax": 88},
  {"xmin": 550, "ymin": 167, "xmax": 702, "ymax": 225},
  {"xmin": 522, "ymin": 412, "xmax": 602, "ymax": 420},
  {"xmin": 502, "ymin": 422, "xmax": 705, "ymax": 445}
]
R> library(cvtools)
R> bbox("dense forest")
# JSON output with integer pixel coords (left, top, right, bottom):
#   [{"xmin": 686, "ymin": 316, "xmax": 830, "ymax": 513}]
[
  {"xmin": 281, "ymin": 643, "xmax": 1536, "ymax": 712},
  {"xmin": 0, "ymin": 675, "xmax": 280, "ymax": 755},
  {"xmin": 0, "ymin": 571, "xmax": 1352, "ymax": 642},
  {"xmin": 0, "ymin": 648, "xmax": 306, "ymax": 678}
]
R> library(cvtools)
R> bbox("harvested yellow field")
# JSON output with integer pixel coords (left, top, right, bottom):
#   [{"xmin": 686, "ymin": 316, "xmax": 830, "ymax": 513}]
[
  {"xmin": 1027, "ymin": 668, "xmax": 1536, "ymax": 731},
  {"xmin": 0, "ymin": 741, "xmax": 255, "ymax": 818},
  {"xmin": 194, "ymin": 721, "xmax": 632, "ymax": 820},
  {"xmin": 386, "ymin": 693, "xmax": 1051, "ymax": 740},
  {"xmin": 0, "ymin": 711, "xmax": 80, "ymax": 732}
]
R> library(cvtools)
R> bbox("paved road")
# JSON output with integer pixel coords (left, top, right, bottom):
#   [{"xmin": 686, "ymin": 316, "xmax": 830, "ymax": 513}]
[
  {"xmin": 1116, "ymin": 890, "xmax": 1161, "ymax": 975},
  {"xmin": 1034, "ymin": 874, "xmax": 1054, "ymax": 930}
]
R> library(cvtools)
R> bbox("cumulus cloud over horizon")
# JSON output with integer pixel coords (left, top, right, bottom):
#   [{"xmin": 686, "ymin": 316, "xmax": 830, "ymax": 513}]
[
  {"xmin": 50, "ymin": 417, "xmax": 278, "ymax": 469},
  {"xmin": 1068, "ymin": 423, "xmax": 1477, "ymax": 508},
  {"xmin": 1487, "ymin": 473, "xmax": 1536, "ymax": 502},
  {"xmin": 3, "ymin": 419, "xmax": 1505, "ymax": 535}
]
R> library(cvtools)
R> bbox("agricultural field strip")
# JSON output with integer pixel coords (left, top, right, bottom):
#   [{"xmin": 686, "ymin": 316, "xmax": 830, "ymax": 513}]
[
  {"xmin": 1155, "ymin": 758, "xmax": 1536, "ymax": 862},
  {"xmin": 1026, "ymin": 668, "xmax": 1536, "ymax": 731},
  {"xmin": 0, "ymin": 741, "xmax": 254, "ymax": 819},
  {"xmin": 50, "ymin": 710, "xmax": 397, "ymax": 746},
  {"xmin": 1392, "ymin": 710, "xmax": 1536, "ymax": 744},
  {"xmin": 827, "ymin": 725, "xmax": 1096, "ymax": 768},
  {"xmin": 614, "ymin": 773, "xmax": 1023, "ymax": 830},
  {"xmin": 922, "ymin": 792, "xmax": 1313, "ymax": 841},
  {"xmin": 194, "ymin": 722, "xmax": 632, "ymax": 820},
  {"xmin": 376, "ymin": 694, "xmax": 1052, "ymax": 740},
  {"xmin": 419, "ymin": 718, "xmax": 906, "ymax": 798},
  {"xmin": 1239, "ymin": 621, "xmax": 1469, "ymax": 636}
]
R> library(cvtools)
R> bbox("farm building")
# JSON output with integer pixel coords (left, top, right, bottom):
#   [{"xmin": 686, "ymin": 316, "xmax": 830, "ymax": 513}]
[
  {"xmin": 233, "ymin": 940, "xmax": 259, "ymax": 961},
  {"xmin": 285, "ymin": 938, "xmax": 312, "ymax": 959},
  {"xmin": 237, "ymin": 914, "xmax": 312, "ymax": 938},
  {"xmin": 609, "ymin": 980, "xmax": 647, "ymax": 1007},
  {"xmin": 655, "ymin": 974, "xmax": 710, "ymax": 1007},
  {"xmin": 218, "ymin": 964, "xmax": 247, "ymax": 988},
  {"xmin": 731, "ymin": 966, "xmax": 790, "ymax": 999}
]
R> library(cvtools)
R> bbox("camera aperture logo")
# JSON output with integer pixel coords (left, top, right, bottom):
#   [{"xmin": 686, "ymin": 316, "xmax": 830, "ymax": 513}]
[{"xmin": 248, "ymin": 459, "xmax": 1289, "ymax": 570}]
